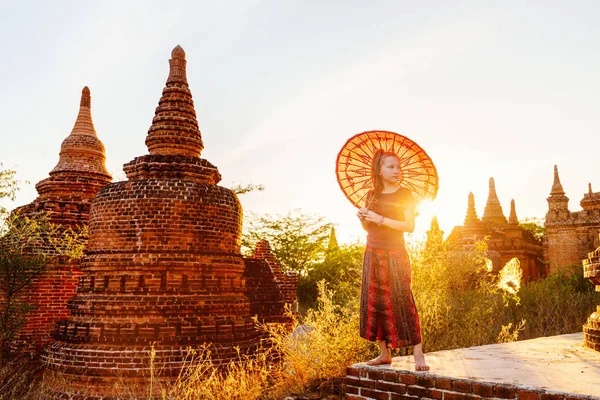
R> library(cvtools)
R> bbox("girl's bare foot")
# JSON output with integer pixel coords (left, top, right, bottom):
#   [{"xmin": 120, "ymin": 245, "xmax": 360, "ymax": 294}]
[
  {"xmin": 414, "ymin": 353, "xmax": 429, "ymax": 371},
  {"xmin": 367, "ymin": 341, "xmax": 392, "ymax": 365},
  {"xmin": 413, "ymin": 343, "xmax": 429, "ymax": 371},
  {"xmin": 366, "ymin": 354, "xmax": 392, "ymax": 366}
]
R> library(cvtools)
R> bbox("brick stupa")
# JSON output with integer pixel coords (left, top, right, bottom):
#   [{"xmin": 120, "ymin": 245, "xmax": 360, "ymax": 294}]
[
  {"xmin": 43, "ymin": 46, "xmax": 262, "ymax": 398},
  {"xmin": 10, "ymin": 87, "xmax": 111, "ymax": 352}
]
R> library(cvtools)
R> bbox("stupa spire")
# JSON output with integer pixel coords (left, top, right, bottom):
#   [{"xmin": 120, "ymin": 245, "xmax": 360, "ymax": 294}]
[
  {"xmin": 464, "ymin": 192, "xmax": 479, "ymax": 225},
  {"xmin": 145, "ymin": 45, "xmax": 204, "ymax": 157},
  {"xmin": 328, "ymin": 227, "xmax": 339, "ymax": 251},
  {"xmin": 508, "ymin": 199, "xmax": 518, "ymax": 224},
  {"xmin": 482, "ymin": 177, "xmax": 507, "ymax": 224},
  {"xmin": 425, "ymin": 215, "xmax": 444, "ymax": 249},
  {"xmin": 550, "ymin": 165, "xmax": 566, "ymax": 196},
  {"xmin": 430, "ymin": 216, "xmax": 440, "ymax": 232},
  {"xmin": 167, "ymin": 45, "xmax": 188, "ymax": 85},
  {"xmin": 68, "ymin": 86, "xmax": 95, "ymax": 136},
  {"xmin": 48, "ymin": 86, "xmax": 110, "ymax": 178}
]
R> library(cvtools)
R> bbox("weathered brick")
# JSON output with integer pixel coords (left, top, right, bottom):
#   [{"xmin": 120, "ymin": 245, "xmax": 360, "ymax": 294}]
[
  {"xmin": 517, "ymin": 389, "xmax": 540, "ymax": 400},
  {"xmin": 347, "ymin": 367, "xmax": 361, "ymax": 377},
  {"xmin": 346, "ymin": 377, "xmax": 363, "ymax": 388},
  {"xmin": 444, "ymin": 393, "xmax": 479, "ymax": 400},
  {"xmin": 407, "ymin": 385, "xmax": 429, "ymax": 398},
  {"xmin": 345, "ymin": 385, "xmax": 360, "ymax": 395},
  {"xmin": 473, "ymin": 383, "xmax": 494, "ymax": 397},
  {"xmin": 495, "ymin": 385, "xmax": 516, "ymax": 399},
  {"xmin": 383, "ymin": 371, "xmax": 401, "ymax": 383},
  {"xmin": 540, "ymin": 394, "xmax": 564, "ymax": 400},
  {"xmin": 416, "ymin": 376, "xmax": 434, "ymax": 388},
  {"xmin": 453, "ymin": 380, "xmax": 473, "ymax": 393},
  {"xmin": 361, "ymin": 388, "xmax": 391, "ymax": 400},
  {"xmin": 399, "ymin": 373, "xmax": 416, "ymax": 385},
  {"xmin": 391, "ymin": 394, "xmax": 419, "ymax": 400},
  {"xmin": 434, "ymin": 377, "xmax": 452, "ymax": 390},
  {"xmin": 375, "ymin": 380, "xmax": 407, "ymax": 394},
  {"xmin": 369, "ymin": 369, "xmax": 384, "ymax": 380}
]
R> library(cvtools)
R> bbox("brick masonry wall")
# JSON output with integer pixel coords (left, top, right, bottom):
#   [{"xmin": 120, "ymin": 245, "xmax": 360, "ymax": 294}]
[
  {"xmin": 345, "ymin": 367, "xmax": 598, "ymax": 400},
  {"xmin": 545, "ymin": 225, "xmax": 600, "ymax": 274},
  {"xmin": 8, "ymin": 173, "xmax": 109, "ymax": 355},
  {"xmin": 42, "ymin": 174, "xmax": 264, "ymax": 398},
  {"xmin": 243, "ymin": 240, "xmax": 298, "ymax": 323}
]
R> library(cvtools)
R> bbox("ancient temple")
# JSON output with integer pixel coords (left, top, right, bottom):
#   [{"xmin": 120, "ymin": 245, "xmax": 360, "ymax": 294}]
[
  {"xmin": 447, "ymin": 178, "xmax": 545, "ymax": 282},
  {"xmin": 544, "ymin": 165, "xmax": 600, "ymax": 273},
  {"xmin": 582, "ymin": 237, "xmax": 600, "ymax": 351},
  {"xmin": 244, "ymin": 240, "xmax": 299, "ymax": 323},
  {"xmin": 42, "ymin": 46, "xmax": 282, "ymax": 398},
  {"xmin": 9, "ymin": 87, "xmax": 111, "ymax": 352}
]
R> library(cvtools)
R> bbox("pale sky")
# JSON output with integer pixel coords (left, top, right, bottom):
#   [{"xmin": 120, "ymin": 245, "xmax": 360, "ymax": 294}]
[{"xmin": 1, "ymin": 1, "xmax": 599, "ymax": 244}]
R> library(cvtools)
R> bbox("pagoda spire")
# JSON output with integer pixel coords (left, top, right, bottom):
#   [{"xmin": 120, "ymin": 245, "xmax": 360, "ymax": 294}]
[
  {"xmin": 69, "ymin": 86, "xmax": 95, "ymax": 136},
  {"xmin": 508, "ymin": 199, "xmax": 518, "ymax": 224},
  {"xmin": 145, "ymin": 45, "xmax": 204, "ymax": 157},
  {"xmin": 426, "ymin": 215, "xmax": 444, "ymax": 250},
  {"xmin": 328, "ymin": 227, "xmax": 339, "ymax": 251},
  {"xmin": 550, "ymin": 165, "xmax": 566, "ymax": 196},
  {"xmin": 48, "ymin": 86, "xmax": 111, "ymax": 178},
  {"xmin": 464, "ymin": 192, "xmax": 479, "ymax": 225},
  {"xmin": 546, "ymin": 165, "xmax": 570, "ymax": 218},
  {"xmin": 430, "ymin": 216, "xmax": 440, "ymax": 232},
  {"xmin": 482, "ymin": 177, "xmax": 507, "ymax": 224}
]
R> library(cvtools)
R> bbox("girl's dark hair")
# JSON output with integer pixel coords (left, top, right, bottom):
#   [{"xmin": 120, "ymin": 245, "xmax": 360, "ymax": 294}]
[{"xmin": 366, "ymin": 150, "xmax": 400, "ymax": 210}]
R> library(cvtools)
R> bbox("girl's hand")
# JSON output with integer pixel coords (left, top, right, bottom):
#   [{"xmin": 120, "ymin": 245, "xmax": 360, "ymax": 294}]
[
  {"xmin": 357, "ymin": 207, "xmax": 369, "ymax": 220},
  {"xmin": 361, "ymin": 210, "xmax": 382, "ymax": 224}
]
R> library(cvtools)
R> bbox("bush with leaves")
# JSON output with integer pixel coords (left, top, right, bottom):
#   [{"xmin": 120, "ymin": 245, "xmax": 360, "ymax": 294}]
[
  {"xmin": 241, "ymin": 210, "xmax": 333, "ymax": 275},
  {"xmin": 297, "ymin": 242, "xmax": 364, "ymax": 311},
  {"xmin": 0, "ymin": 167, "xmax": 87, "ymax": 356}
]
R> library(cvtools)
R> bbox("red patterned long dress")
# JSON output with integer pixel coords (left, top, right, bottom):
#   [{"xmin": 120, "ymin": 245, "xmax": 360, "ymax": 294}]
[{"xmin": 359, "ymin": 187, "xmax": 422, "ymax": 348}]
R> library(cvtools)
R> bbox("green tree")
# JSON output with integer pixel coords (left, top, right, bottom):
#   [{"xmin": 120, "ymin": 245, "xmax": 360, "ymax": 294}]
[
  {"xmin": 297, "ymin": 242, "xmax": 365, "ymax": 310},
  {"xmin": 519, "ymin": 217, "xmax": 545, "ymax": 243},
  {"xmin": 230, "ymin": 182, "xmax": 265, "ymax": 195},
  {"xmin": 241, "ymin": 210, "xmax": 333, "ymax": 275},
  {"xmin": 0, "ymin": 168, "xmax": 86, "ymax": 356},
  {"xmin": 0, "ymin": 166, "xmax": 19, "ymax": 216}
]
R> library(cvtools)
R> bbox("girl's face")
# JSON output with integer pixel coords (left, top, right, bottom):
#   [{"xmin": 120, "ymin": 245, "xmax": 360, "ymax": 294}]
[{"xmin": 379, "ymin": 155, "xmax": 401, "ymax": 184}]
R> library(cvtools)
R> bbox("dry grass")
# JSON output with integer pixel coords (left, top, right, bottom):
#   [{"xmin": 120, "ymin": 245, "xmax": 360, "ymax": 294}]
[
  {"xmin": 159, "ymin": 282, "xmax": 374, "ymax": 399},
  {"xmin": 1, "ymin": 241, "xmax": 599, "ymax": 399}
]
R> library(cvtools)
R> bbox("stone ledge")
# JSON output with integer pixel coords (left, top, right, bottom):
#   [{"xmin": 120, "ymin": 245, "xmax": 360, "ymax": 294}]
[{"xmin": 346, "ymin": 333, "xmax": 600, "ymax": 400}]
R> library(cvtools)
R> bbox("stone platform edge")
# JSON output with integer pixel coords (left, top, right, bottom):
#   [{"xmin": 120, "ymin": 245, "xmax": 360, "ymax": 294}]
[{"xmin": 345, "ymin": 365, "xmax": 600, "ymax": 400}]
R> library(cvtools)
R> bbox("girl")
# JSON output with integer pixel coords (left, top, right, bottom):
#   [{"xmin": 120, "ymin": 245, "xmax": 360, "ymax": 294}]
[{"xmin": 357, "ymin": 150, "xmax": 429, "ymax": 371}]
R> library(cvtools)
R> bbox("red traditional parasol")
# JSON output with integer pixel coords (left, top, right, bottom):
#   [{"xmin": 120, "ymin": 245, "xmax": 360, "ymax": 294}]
[{"xmin": 336, "ymin": 130, "xmax": 439, "ymax": 208}]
